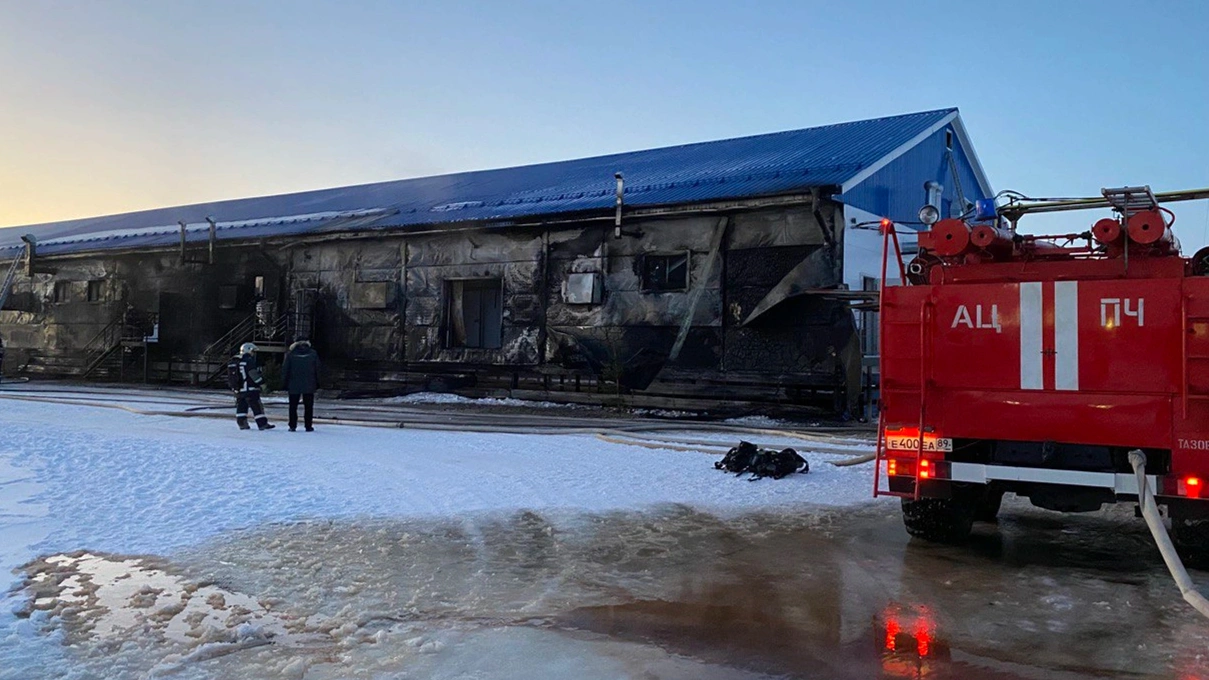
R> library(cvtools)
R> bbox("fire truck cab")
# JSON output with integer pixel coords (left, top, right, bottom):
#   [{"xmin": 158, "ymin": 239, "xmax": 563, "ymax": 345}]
[{"xmin": 875, "ymin": 186, "xmax": 1209, "ymax": 563}]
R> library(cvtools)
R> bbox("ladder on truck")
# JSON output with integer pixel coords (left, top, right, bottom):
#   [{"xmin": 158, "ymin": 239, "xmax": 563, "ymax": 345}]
[
  {"xmin": 0, "ymin": 246, "xmax": 25, "ymax": 312},
  {"xmin": 871, "ymin": 219, "xmax": 931, "ymax": 501}
]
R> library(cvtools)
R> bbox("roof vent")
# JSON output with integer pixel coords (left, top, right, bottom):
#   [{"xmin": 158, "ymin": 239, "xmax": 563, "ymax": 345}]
[{"xmin": 431, "ymin": 201, "xmax": 484, "ymax": 213}]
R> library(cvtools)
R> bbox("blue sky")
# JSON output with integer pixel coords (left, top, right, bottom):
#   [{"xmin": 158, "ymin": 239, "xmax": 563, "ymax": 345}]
[{"xmin": 1, "ymin": 0, "xmax": 1206, "ymax": 243}]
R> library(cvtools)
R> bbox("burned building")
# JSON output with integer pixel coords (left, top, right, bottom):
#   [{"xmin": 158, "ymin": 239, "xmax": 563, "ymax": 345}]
[{"xmin": 0, "ymin": 108, "xmax": 991, "ymax": 414}]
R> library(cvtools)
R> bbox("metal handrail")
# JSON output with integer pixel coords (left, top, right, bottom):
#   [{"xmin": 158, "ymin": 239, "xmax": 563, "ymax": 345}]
[
  {"xmin": 999, "ymin": 186, "xmax": 1209, "ymax": 220},
  {"xmin": 202, "ymin": 314, "xmax": 256, "ymax": 357},
  {"xmin": 81, "ymin": 312, "xmax": 128, "ymax": 377},
  {"xmin": 82, "ymin": 310, "xmax": 125, "ymax": 355},
  {"xmin": 253, "ymin": 313, "xmax": 290, "ymax": 342},
  {"xmin": 201, "ymin": 312, "xmax": 286, "ymax": 386}
]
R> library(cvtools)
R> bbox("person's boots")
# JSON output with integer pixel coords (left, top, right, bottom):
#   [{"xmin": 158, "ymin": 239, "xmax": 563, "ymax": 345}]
[
  {"xmin": 237, "ymin": 419, "xmax": 251, "ymax": 430},
  {"xmin": 259, "ymin": 422, "xmax": 276, "ymax": 431}
]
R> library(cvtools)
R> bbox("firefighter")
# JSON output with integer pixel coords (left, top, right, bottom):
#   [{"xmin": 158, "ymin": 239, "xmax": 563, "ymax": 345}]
[{"xmin": 228, "ymin": 342, "xmax": 275, "ymax": 431}]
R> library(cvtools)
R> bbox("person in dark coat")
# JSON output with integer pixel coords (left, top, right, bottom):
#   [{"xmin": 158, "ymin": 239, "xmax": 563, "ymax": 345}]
[
  {"xmin": 229, "ymin": 342, "xmax": 274, "ymax": 431},
  {"xmin": 281, "ymin": 338, "xmax": 320, "ymax": 432}
]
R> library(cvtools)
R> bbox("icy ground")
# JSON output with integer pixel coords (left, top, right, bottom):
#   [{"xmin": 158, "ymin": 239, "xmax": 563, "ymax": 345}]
[{"xmin": 0, "ymin": 389, "xmax": 878, "ymax": 679}]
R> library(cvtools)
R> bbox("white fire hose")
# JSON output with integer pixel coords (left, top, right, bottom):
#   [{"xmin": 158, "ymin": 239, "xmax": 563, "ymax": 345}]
[{"xmin": 1128, "ymin": 449, "xmax": 1209, "ymax": 619}]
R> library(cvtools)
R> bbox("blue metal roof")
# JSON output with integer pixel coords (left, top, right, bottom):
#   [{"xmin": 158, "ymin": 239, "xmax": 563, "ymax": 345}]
[{"xmin": 0, "ymin": 108, "xmax": 959, "ymax": 257}]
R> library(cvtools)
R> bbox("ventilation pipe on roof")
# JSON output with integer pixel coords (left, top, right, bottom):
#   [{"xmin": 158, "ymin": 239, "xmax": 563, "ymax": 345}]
[
  {"xmin": 20, "ymin": 234, "xmax": 37, "ymax": 276},
  {"xmin": 206, "ymin": 217, "xmax": 217, "ymax": 265},
  {"xmin": 178, "ymin": 221, "xmax": 188, "ymax": 266},
  {"xmin": 613, "ymin": 173, "xmax": 624, "ymax": 238},
  {"xmin": 613, "ymin": 172, "xmax": 643, "ymax": 238},
  {"xmin": 19, "ymin": 233, "xmax": 53, "ymax": 275}
]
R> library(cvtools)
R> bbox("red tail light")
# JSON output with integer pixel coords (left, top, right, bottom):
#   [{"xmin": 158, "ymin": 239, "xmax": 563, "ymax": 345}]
[{"xmin": 1187, "ymin": 477, "xmax": 1203, "ymax": 499}]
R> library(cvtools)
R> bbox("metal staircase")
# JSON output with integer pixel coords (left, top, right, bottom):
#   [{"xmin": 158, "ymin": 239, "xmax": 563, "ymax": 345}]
[
  {"xmin": 202, "ymin": 313, "xmax": 256, "ymax": 359},
  {"xmin": 80, "ymin": 313, "xmax": 128, "ymax": 379},
  {"xmin": 0, "ymin": 247, "xmax": 26, "ymax": 311},
  {"xmin": 81, "ymin": 308, "xmax": 159, "ymax": 380},
  {"xmin": 199, "ymin": 311, "xmax": 292, "ymax": 385}
]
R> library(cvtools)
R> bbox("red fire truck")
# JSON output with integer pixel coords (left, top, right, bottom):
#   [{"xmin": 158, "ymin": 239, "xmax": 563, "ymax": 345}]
[{"xmin": 875, "ymin": 186, "xmax": 1209, "ymax": 562}]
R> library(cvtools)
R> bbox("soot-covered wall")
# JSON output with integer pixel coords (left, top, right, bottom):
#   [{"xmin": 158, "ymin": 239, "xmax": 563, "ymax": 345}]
[
  {"xmin": 1, "ymin": 200, "xmax": 860, "ymax": 410},
  {"xmin": 0, "ymin": 249, "xmax": 287, "ymax": 374},
  {"xmin": 539, "ymin": 203, "xmax": 858, "ymax": 403}
]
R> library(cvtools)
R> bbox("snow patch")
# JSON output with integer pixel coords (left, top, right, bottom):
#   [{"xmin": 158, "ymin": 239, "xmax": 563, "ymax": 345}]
[{"xmin": 19, "ymin": 552, "xmax": 319, "ymax": 646}]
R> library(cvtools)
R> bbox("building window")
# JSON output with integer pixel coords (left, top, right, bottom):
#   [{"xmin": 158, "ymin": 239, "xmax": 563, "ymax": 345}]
[
  {"xmin": 641, "ymin": 253, "xmax": 689, "ymax": 292},
  {"xmin": 53, "ymin": 281, "xmax": 71, "ymax": 303},
  {"xmin": 945, "ymin": 129, "xmax": 953, "ymax": 150},
  {"xmin": 218, "ymin": 285, "xmax": 240, "ymax": 310},
  {"xmin": 447, "ymin": 279, "xmax": 502, "ymax": 349},
  {"xmin": 87, "ymin": 280, "xmax": 104, "ymax": 303}
]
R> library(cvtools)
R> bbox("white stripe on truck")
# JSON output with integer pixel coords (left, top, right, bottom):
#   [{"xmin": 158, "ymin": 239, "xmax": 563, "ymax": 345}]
[
  {"xmin": 1019, "ymin": 282, "xmax": 1044, "ymax": 390},
  {"xmin": 1054, "ymin": 280, "xmax": 1080, "ymax": 391}
]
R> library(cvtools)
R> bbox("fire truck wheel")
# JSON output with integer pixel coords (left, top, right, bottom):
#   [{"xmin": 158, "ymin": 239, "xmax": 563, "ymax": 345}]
[
  {"xmin": 900, "ymin": 497, "xmax": 975, "ymax": 544},
  {"xmin": 1171, "ymin": 518, "xmax": 1209, "ymax": 569}
]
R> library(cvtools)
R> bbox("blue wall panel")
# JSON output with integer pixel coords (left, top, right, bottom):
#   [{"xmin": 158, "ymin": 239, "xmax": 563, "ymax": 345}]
[{"xmin": 839, "ymin": 124, "xmax": 991, "ymax": 229}]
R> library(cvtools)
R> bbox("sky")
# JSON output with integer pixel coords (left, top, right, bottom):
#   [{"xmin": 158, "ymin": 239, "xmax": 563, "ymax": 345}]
[{"xmin": 1, "ymin": 0, "xmax": 1207, "ymax": 244}]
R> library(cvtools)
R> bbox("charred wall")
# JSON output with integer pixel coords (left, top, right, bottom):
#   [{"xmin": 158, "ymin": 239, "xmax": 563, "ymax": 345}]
[
  {"xmin": 544, "ymin": 215, "xmax": 725, "ymax": 388},
  {"xmin": 401, "ymin": 230, "xmax": 544, "ymax": 368},
  {"xmin": 540, "ymin": 202, "xmax": 857, "ymax": 403},
  {"xmin": 287, "ymin": 241, "xmax": 403, "ymax": 368},
  {"xmin": 1, "ymin": 198, "xmax": 861, "ymax": 411},
  {"xmin": 0, "ymin": 248, "xmax": 290, "ymax": 374}
]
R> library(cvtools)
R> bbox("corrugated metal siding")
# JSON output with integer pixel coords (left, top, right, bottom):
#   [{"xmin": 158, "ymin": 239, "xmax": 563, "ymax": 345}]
[
  {"xmin": 837, "ymin": 123, "xmax": 992, "ymax": 228},
  {"xmin": 0, "ymin": 108, "xmax": 959, "ymax": 257}
]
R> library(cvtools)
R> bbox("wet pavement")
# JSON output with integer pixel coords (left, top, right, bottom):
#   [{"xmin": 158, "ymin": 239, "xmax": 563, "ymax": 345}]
[{"xmin": 9, "ymin": 497, "xmax": 1209, "ymax": 679}]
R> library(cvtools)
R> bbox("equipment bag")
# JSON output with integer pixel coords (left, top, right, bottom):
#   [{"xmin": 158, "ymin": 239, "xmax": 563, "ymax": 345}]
[
  {"xmin": 715, "ymin": 441, "xmax": 760, "ymax": 474},
  {"xmin": 749, "ymin": 447, "xmax": 808, "ymax": 480},
  {"xmin": 715, "ymin": 441, "xmax": 809, "ymax": 480}
]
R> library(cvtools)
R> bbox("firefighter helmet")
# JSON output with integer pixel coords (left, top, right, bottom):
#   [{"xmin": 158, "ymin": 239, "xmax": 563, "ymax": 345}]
[{"xmin": 240, "ymin": 342, "xmax": 258, "ymax": 355}]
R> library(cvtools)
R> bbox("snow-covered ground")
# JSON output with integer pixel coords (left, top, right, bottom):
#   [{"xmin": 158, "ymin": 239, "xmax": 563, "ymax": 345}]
[
  {"xmin": 0, "ymin": 390, "xmax": 879, "ymax": 679},
  {"xmin": 380, "ymin": 391, "xmax": 591, "ymax": 410}
]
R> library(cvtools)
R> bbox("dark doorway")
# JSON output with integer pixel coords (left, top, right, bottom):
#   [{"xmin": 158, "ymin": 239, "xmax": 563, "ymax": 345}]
[{"xmin": 447, "ymin": 279, "xmax": 503, "ymax": 349}]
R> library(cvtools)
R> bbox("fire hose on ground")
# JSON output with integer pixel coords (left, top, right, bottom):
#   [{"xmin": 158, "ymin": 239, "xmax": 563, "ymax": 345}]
[
  {"xmin": 1128, "ymin": 449, "xmax": 1209, "ymax": 619},
  {"xmin": 0, "ymin": 389, "xmax": 875, "ymax": 465}
]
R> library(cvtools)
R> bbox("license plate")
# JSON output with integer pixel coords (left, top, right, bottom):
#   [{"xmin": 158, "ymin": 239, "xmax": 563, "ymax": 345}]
[{"xmin": 885, "ymin": 436, "xmax": 953, "ymax": 453}]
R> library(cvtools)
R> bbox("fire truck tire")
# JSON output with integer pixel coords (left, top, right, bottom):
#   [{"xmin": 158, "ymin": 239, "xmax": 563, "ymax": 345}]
[
  {"xmin": 1171, "ymin": 518, "xmax": 1209, "ymax": 569},
  {"xmin": 900, "ymin": 497, "xmax": 975, "ymax": 543}
]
